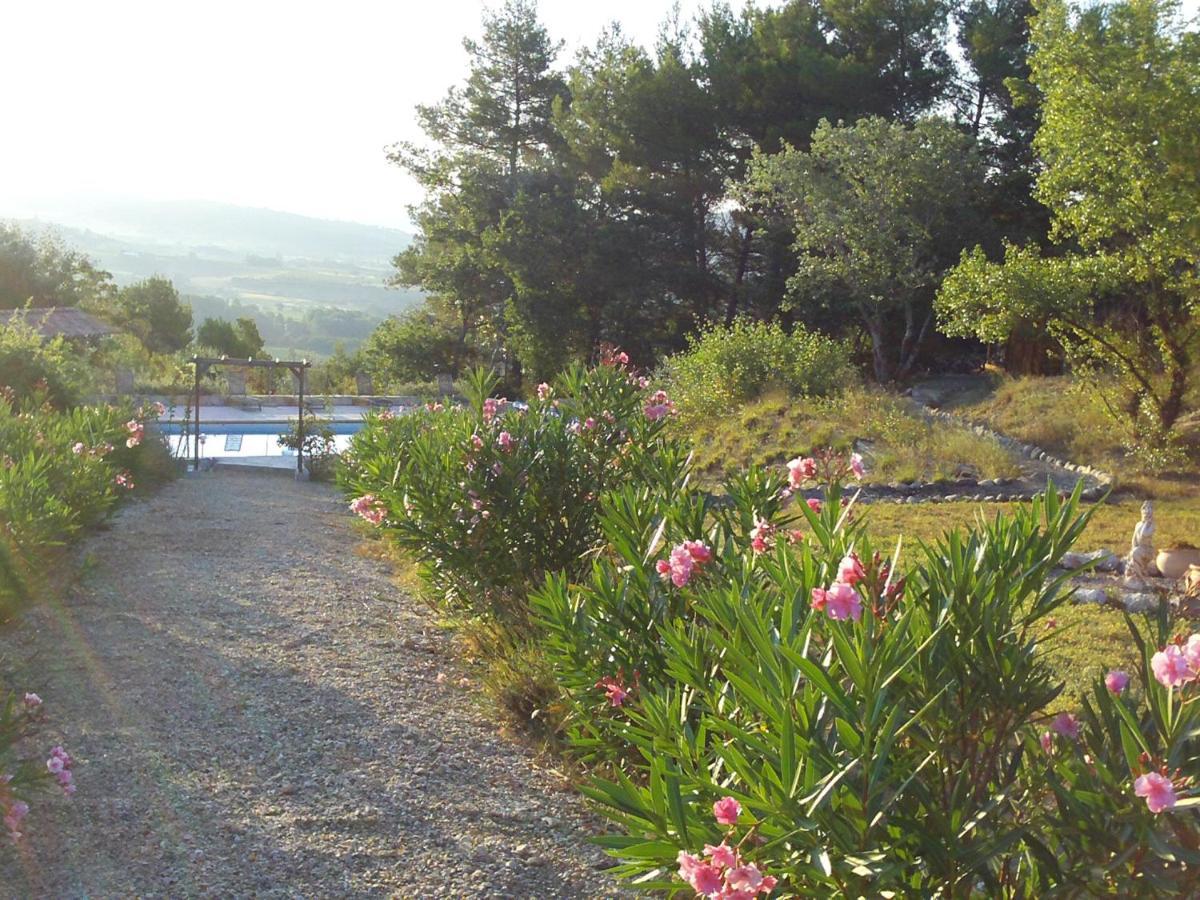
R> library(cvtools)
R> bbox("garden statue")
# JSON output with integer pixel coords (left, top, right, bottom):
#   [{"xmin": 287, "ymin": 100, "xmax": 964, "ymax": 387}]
[{"xmin": 1125, "ymin": 500, "xmax": 1158, "ymax": 585}]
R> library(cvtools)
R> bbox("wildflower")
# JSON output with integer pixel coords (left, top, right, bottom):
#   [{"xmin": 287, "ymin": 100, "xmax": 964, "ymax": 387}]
[
  {"xmin": 1134, "ymin": 772, "xmax": 1177, "ymax": 814},
  {"xmin": 497, "ymin": 431, "xmax": 515, "ymax": 452},
  {"xmin": 536, "ymin": 382, "xmax": 552, "ymax": 400},
  {"xmin": 837, "ymin": 553, "xmax": 866, "ymax": 586},
  {"xmin": 1105, "ymin": 670, "xmax": 1130, "ymax": 694},
  {"xmin": 349, "ymin": 495, "xmax": 386, "ymax": 525},
  {"xmin": 1051, "ymin": 712, "xmax": 1080, "ymax": 740},
  {"xmin": 713, "ymin": 796, "xmax": 741, "ymax": 826},
  {"xmin": 824, "ymin": 582, "xmax": 862, "ymax": 622},
  {"xmin": 23, "ymin": 693, "xmax": 41, "ymax": 710},
  {"xmin": 849, "ymin": 452, "xmax": 865, "ymax": 479},
  {"xmin": 1151, "ymin": 644, "xmax": 1193, "ymax": 688},
  {"xmin": 125, "ymin": 419, "xmax": 144, "ymax": 448},
  {"xmin": 786, "ymin": 456, "xmax": 817, "ymax": 488}
]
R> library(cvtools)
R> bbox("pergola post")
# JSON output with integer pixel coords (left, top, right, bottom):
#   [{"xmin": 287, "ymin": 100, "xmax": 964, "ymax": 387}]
[
  {"xmin": 193, "ymin": 361, "xmax": 202, "ymax": 473},
  {"xmin": 296, "ymin": 365, "xmax": 305, "ymax": 478}
]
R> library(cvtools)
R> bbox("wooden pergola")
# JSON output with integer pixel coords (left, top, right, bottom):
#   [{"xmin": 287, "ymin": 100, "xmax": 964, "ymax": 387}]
[{"xmin": 191, "ymin": 356, "xmax": 311, "ymax": 476}]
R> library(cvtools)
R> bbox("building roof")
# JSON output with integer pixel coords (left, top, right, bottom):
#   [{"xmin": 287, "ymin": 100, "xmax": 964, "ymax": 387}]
[{"xmin": 0, "ymin": 307, "xmax": 119, "ymax": 339}]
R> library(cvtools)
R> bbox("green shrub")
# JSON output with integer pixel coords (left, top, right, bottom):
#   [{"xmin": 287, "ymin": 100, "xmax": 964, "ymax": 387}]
[
  {"xmin": 0, "ymin": 321, "xmax": 87, "ymax": 408},
  {"xmin": 338, "ymin": 359, "xmax": 689, "ymax": 625},
  {"xmin": 277, "ymin": 413, "xmax": 338, "ymax": 481},
  {"xmin": 532, "ymin": 453, "xmax": 1199, "ymax": 895},
  {"xmin": 660, "ymin": 320, "xmax": 853, "ymax": 425}
]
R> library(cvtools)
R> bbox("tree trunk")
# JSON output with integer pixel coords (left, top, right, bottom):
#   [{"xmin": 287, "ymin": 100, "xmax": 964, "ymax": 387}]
[{"xmin": 725, "ymin": 224, "xmax": 755, "ymax": 325}]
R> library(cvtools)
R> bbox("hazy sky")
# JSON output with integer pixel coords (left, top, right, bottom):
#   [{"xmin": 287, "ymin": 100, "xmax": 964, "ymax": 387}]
[{"xmin": 3, "ymin": 0, "xmax": 1196, "ymax": 230}]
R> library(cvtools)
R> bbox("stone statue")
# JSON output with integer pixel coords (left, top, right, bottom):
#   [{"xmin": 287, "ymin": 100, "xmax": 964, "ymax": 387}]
[{"xmin": 1125, "ymin": 500, "xmax": 1158, "ymax": 584}]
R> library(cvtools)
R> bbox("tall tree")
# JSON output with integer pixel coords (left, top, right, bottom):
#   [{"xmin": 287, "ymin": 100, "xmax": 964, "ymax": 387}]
[
  {"xmin": 104, "ymin": 276, "xmax": 193, "ymax": 354},
  {"xmin": 390, "ymin": 0, "xmax": 567, "ymax": 377},
  {"xmin": 0, "ymin": 224, "xmax": 114, "ymax": 310},
  {"xmin": 938, "ymin": 0, "xmax": 1200, "ymax": 446},
  {"xmin": 745, "ymin": 116, "xmax": 985, "ymax": 382}
]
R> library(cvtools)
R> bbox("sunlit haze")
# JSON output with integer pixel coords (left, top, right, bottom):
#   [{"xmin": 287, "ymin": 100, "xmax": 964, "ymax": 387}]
[{"xmin": 1, "ymin": 0, "xmax": 764, "ymax": 229}]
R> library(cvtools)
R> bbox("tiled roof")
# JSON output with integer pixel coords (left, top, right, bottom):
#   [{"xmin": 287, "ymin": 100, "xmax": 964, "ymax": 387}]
[{"xmin": 0, "ymin": 306, "xmax": 119, "ymax": 339}]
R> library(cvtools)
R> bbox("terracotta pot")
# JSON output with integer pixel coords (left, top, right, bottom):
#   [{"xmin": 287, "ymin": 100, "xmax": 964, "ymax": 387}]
[{"xmin": 1156, "ymin": 547, "xmax": 1200, "ymax": 580}]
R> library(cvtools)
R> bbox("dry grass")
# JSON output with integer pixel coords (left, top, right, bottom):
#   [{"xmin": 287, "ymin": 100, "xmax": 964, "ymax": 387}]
[{"xmin": 681, "ymin": 386, "xmax": 1022, "ymax": 486}]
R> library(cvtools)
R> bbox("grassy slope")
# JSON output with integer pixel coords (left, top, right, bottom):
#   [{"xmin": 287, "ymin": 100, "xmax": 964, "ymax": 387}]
[{"xmin": 680, "ymin": 387, "xmax": 1022, "ymax": 486}]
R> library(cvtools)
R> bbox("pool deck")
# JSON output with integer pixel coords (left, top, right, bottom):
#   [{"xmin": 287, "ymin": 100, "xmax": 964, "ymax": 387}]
[{"xmin": 170, "ymin": 402, "xmax": 407, "ymax": 425}]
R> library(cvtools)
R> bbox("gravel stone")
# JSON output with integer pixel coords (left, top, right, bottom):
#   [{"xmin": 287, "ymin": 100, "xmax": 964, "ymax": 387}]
[{"xmin": 0, "ymin": 470, "xmax": 627, "ymax": 898}]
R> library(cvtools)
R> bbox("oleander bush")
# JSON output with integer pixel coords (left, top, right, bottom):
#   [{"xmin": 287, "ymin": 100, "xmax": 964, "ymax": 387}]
[
  {"xmin": 339, "ymin": 355, "xmax": 688, "ymax": 625},
  {"xmin": 0, "ymin": 387, "xmax": 168, "ymax": 617},
  {"xmin": 531, "ymin": 455, "xmax": 1200, "ymax": 896},
  {"xmin": 0, "ymin": 688, "xmax": 75, "ymax": 843}
]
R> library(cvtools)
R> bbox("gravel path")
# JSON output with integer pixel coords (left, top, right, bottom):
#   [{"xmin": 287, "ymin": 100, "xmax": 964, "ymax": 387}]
[{"xmin": 0, "ymin": 470, "xmax": 623, "ymax": 898}]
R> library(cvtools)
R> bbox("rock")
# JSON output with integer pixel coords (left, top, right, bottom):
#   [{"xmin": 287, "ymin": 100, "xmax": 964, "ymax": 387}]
[
  {"xmin": 1060, "ymin": 549, "xmax": 1120, "ymax": 572},
  {"xmin": 1072, "ymin": 588, "xmax": 1108, "ymax": 605},
  {"xmin": 1122, "ymin": 592, "xmax": 1160, "ymax": 613}
]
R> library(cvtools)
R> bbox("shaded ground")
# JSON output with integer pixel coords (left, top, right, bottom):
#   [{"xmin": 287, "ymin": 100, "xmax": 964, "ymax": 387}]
[{"xmin": 0, "ymin": 470, "xmax": 621, "ymax": 898}]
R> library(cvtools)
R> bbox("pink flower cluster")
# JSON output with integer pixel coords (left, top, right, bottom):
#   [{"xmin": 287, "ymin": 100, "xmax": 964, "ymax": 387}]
[
  {"xmin": 114, "ymin": 471, "xmax": 135, "ymax": 490},
  {"xmin": 2, "ymin": 795, "xmax": 29, "ymax": 841},
  {"xmin": 482, "ymin": 397, "xmax": 507, "ymax": 425},
  {"xmin": 749, "ymin": 519, "xmax": 775, "ymax": 554},
  {"xmin": 349, "ymin": 494, "xmax": 387, "ymax": 525},
  {"xmin": 676, "ymin": 798, "xmax": 777, "ymax": 897},
  {"xmin": 537, "ymin": 382, "xmax": 552, "ymax": 401},
  {"xmin": 46, "ymin": 746, "xmax": 75, "ymax": 796},
  {"xmin": 644, "ymin": 390, "xmax": 675, "ymax": 421},
  {"xmin": 656, "ymin": 540, "xmax": 713, "ymax": 587},
  {"xmin": 1150, "ymin": 634, "xmax": 1200, "ymax": 688},
  {"xmin": 809, "ymin": 554, "xmax": 865, "ymax": 622},
  {"xmin": 125, "ymin": 419, "xmax": 144, "ymax": 448},
  {"xmin": 497, "ymin": 431, "xmax": 516, "ymax": 452}
]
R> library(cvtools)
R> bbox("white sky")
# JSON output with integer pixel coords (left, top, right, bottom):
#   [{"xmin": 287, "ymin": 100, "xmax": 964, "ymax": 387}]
[{"xmin": 2, "ymin": 0, "xmax": 1196, "ymax": 231}]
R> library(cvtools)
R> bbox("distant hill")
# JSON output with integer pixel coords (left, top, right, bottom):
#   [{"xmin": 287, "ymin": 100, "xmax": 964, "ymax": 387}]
[{"xmin": 6, "ymin": 196, "xmax": 413, "ymax": 265}]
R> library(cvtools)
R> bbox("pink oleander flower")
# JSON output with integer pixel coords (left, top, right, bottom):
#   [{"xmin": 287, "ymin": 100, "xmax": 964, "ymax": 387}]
[
  {"xmin": 378, "ymin": 409, "xmax": 395, "ymax": 421},
  {"xmin": 125, "ymin": 419, "xmax": 144, "ymax": 448},
  {"xmin": 727, "ymin": 864, "xmax": 764, "ymax": 892},
  {"xmin": 787, "ymin": 529, "xmax": 805, "ymax": 545},
  {"xmin": 536, "ymin": 382, "xmax": 552, "ymax": 401},
  {"xmin": 838, "ymin": 553, "xmax": 866, "ymax": 586},
  {"xmin": 749, "ymin": 519, "xmax": 775, "ymax": 554},
  {"xmin": 151, "ymin": 401, "xmax": 167, "ymax": 417},
  {"xmin": 713, "ymin": 796, "xmax": 741, "ymax": 826},
  {"xmin": 678, "ymin": 850, "xmax": 702, "ymax": 882},
  {"xmin": 470, "ymin": 433, "xmax": 484, "ymax": 450},
  {"xmin": 690, "ymin": 862, "xmax": 725, "ymax": 896},
  {"xmin": 644, "ymin": 390, "xmax": 675, "ymax": 421},
  {"xmin": 811, "ymin": 587, "xmax": 829, "ymax": 613},
  {"xmin": 3, "ymin": 800, "xmax": 29, "ymax": 839},
  {"xmin": 23, "ymin": 693, "xmax": 41, "ymax": 710},
  {"xmin": 1184, "ymin": 634, "xmax": 1200, "ymax": 671},
  {"xmin": 72, "ymin": 442, "xmax": 85, "ymax": 455},
  {"xmin": 1040, "ymin": 731, "xmax": 1054, "ymax": 754},
  {"xmin": 849, "ymin": 452, "xmax": 865, "ymax": 479},
  {"xmin": 1134, "ymin": 772, "xmax": 1177, "ymax": 814},
  {"xmin": 596, "ymin": 673, "xmax": 631, "ymax": 708},
  {"xmin": 704, "ymin": 843, "xmax": 737, "ymax": 870},
  {"xmin": 786, "ymin": 456, "xmax": 817, "ymax": 488},
  {"xmin": 97, "ymin": 441, "xmax": 113, "ymax": 456},
  {"xmin": 497, "ymin": 431, "xmax": 515, "ymax": 452},
  {"xmin": 349, "ymin": 494, "xmax": 386, "ymax": 525},
  {"xmin": 1051, "ymin": 712, "xmax": 1080, "ymax": 740},
  {"xmin": 806, "ymin": 498, "xmax": 822, "ymax": 514},
  {"xmin": 114, "ymin": 471, "xmax": 134, "ymax": 490},
  {"xmin": 583, "ymin": 417, "xmax": 598, "ymax": 431},
  {"xmin": 1105, "ymin": 670, "xmax": 1130, "ymax": 694},
  {"xmin": 824, "ymin": 581, "xmax": 862, "ymax": 622},
  {"xmin": 663, "ymin": 545, "xmax": 696, "ymax": 587},
  {"xmin": 1151, "ymin": 644, "xmax": 1194, "ymax": 688},
  {"xmin": 682, "ymin": 540, "xmax": 713, "ymax": 565},
  {"xmin": 481, "ymin": 397, "xmax": 507, "ymax": 425}
]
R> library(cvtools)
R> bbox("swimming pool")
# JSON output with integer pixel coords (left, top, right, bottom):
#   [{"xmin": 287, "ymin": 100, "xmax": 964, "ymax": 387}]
[{"xmin": 154, "ymin": 420, "xmax": 364, "ymax": 461}]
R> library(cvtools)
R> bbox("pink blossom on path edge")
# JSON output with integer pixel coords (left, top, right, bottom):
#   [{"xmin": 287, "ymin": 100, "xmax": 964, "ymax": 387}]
[
  {"xmin": 1134, "ymin": 772, "xmax": 1177, "ymax": 814},
  {"xmin": 349, "ymin": 495, "xmax": 386, "ymax": 525}
]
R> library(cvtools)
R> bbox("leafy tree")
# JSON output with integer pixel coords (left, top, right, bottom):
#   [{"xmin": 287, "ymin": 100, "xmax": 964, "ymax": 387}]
[
  {"xmin": 360, "ymin": 303, "xmax": 473, "ymax": 384},
  {"xmin": 103, "ymin": 276, "xmax": 193, "ymax": 354},
  {"xmin": 0, "ymin": 224, "xmax": 114, "ymax": 310},
  {"xmin": 196, "ymin": 316, "xmax": 265, "ymax": 359},
  {"xmin": 744, "ymin": 116, "xmax": 985, "ymax": 382},
  {"xmin": 938, "ymin": 0, "xmax": 1200, "ymax": 448}
]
